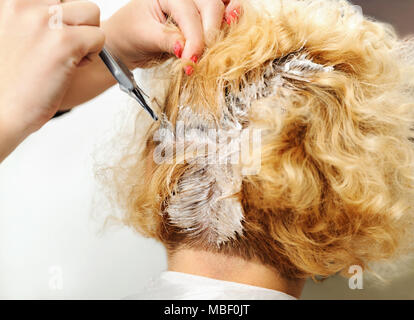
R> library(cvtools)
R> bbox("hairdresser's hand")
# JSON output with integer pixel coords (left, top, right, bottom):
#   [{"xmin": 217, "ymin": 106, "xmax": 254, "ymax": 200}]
[
  {"xmin": 0, "ymin": 0, "xmax": 105, "ymax": 162},
  {"xmin": 60, "ymin": 0, "xmax": 241, "ymax": 110},
  {"xmin": 102, "ymin": 0, "xmax": 241, "ymax": 72}
]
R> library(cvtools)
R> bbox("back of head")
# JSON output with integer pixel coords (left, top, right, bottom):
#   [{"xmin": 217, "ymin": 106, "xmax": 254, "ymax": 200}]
[{"xmin": 111, "ymin": 0, "xmax": 414, "ymax": 281}]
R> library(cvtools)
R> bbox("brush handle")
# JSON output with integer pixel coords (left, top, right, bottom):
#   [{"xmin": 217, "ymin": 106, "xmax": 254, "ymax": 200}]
[{"xmin": 99, "ymin": 47, "xmax": 136, "ymax": 93}]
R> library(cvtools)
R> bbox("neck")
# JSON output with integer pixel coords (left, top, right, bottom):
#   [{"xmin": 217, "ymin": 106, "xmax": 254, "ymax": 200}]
[{"xmin": 167, "ymin": 249, "xmax": 305, "ymax": 299}]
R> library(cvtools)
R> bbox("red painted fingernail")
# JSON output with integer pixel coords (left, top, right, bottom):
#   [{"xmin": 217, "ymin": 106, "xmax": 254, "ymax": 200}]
[
  {"xmin": 226, "ymin": 15, "xmax": 232, "ymax": 25},
  {"xmin": 190, "ymin": 55, "xmax": 198, "ymax": 63},
  {"xmin": 173, "ymin": 41, "xmax": 183, "ymax": 58},
  {"xmin": 185, "ymin": 65, "xmax": 194, "ymax": 76},
  {"xmin": 226, "ymin": 8, "xmax": 240, "ymax": 25}
]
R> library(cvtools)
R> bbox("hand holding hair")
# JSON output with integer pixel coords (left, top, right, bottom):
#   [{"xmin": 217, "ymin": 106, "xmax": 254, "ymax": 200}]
[
  {"xmin": 102, "ymin": 0, "xmax": 241, "ymax": 73},
  {"xmin": 59, "ymin": 0, "xmax": 241, "ymax": 110}
]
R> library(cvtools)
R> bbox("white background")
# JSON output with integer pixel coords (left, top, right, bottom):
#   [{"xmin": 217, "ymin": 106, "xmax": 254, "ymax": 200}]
[{"xmin": 0, "ymin": 0, "xmax": 413, "ymax": 300}]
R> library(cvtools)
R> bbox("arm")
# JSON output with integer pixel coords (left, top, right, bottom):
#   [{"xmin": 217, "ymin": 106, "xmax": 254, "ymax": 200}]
[{"xmin": 0, "ymin": 0, "xmax": 104, "ymax": 162}]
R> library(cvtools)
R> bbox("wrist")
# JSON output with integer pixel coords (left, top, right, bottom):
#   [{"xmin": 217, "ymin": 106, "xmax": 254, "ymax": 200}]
[
  {"xmin": 101, "ymin": 20, "xmax": 137, "ymax": 70},
  {"xmin": 0, "ymin": 109, "xmax": 32, "ymax": 162}
]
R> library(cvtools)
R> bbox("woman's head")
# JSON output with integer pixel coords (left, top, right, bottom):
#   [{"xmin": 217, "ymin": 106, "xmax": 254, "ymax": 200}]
[{"xmin": 112, "ymin": 0, "xmax": 414, "ymax": 280}]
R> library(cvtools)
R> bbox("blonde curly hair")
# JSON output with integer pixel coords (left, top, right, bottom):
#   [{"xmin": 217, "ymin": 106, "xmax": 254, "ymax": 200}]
[{"xmin": 109, "ymin": 0, "xmax": 414, "ymax": 280}]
